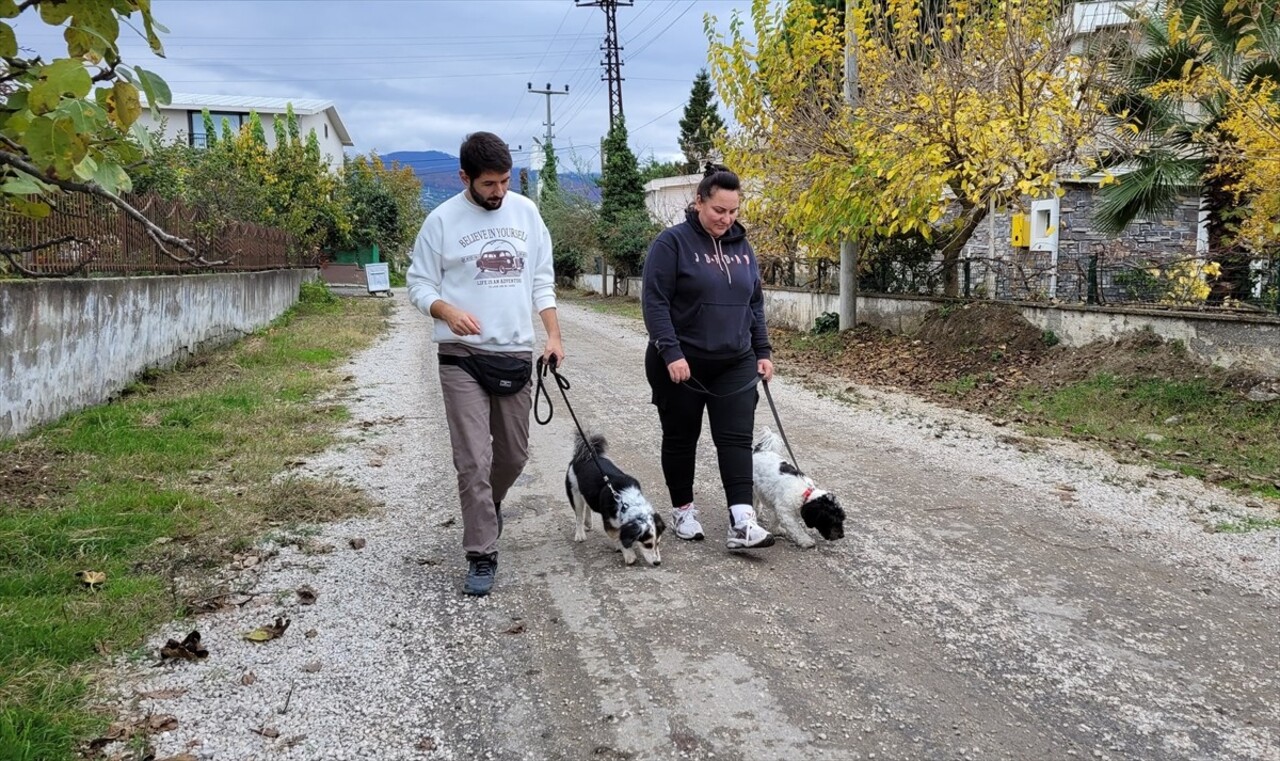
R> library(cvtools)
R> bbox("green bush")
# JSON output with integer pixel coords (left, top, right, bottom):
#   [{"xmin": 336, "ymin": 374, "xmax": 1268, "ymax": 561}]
[
  {"xmin": 813, "ymin": 311, "xmax": 840, "ymax": 334},
  {"xmin": 299, "ymin": 279, "xmax": 337, "ymax": 305}
]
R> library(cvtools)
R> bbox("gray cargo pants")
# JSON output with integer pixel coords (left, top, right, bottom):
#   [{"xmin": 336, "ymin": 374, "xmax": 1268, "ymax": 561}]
[{"xmin": 437, "ymin": 345, "xmax": 533, "ymax": 556}]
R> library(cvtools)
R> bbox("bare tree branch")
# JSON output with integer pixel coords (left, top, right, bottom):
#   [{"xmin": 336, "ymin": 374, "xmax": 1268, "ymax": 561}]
[{"xmin": 0, "ymin": 235, "xmax": 97, "ymax": 278}]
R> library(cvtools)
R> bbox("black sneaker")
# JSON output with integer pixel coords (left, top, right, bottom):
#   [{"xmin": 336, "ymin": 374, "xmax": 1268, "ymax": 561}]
[
  {"xmin": 463, "ymin": 552, "xmax": 498, "ymax": 596},
  {"xmin": 495, "ymin": 501, "xmax": 503, "ymax": 539}
]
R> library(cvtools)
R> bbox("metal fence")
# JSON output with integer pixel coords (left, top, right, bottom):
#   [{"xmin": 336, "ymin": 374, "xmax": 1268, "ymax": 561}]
[
  {"xmin": 760, "ymin": 252, "xmax": 1280, "ymax": 316},
  {"xmin": 1, "ymin": 194, "xmax": 306, "ymax": 277}
]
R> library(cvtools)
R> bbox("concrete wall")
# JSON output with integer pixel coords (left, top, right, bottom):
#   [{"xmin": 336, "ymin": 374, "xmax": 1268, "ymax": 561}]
[
  {"xmin": 573, "ymin": 275, "xmax": 1280, "ymax": 377},
  {"xmin": 1, "ymin": 270, "xmax": 313, "ymax": 439}
]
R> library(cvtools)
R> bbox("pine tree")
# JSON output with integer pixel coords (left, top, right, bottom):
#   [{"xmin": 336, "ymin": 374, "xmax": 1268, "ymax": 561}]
[
  {"xmin": 678, "ymin": 69, "xmax": 726, "ymax": 174},
  {"xmin": 539, "ymin": 141, "xmax": 560, "ymax": 207},
  {"xmin": 599, "ymin": 117, "xmax": 645, "ymax": 226},
  {"xmin": 598, "ymin": 116, "xmax": 659, "ymax": 281}
]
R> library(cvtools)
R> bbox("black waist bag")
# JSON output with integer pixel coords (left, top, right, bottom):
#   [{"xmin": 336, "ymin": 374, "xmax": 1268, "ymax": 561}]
[{"xmin": 438, "ymin": 353, "xmax": 532, "ymax": 396}]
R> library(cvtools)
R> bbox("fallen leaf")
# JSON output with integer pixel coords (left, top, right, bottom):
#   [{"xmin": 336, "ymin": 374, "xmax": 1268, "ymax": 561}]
[
  {"xmin": 146, "ymin": 714, "xmax": 179, "ymax": 733},
  {"xmin": 416, "ymin": 736, "xmax": 438, "ymax": 751},
  {"xmin": 160, "ymin": 631, "xmax": 208, "ymax": 661},
  {"xmin": 156, "ymin": 754, "xmax": 199, "ymax": 761},
  {"xmin": 304, "ymin": 628, "xmax": 318, "ymax": 639},
  {"xmin": 136, "ymin": 687, "xmax": 188, "ymax": 700},
  {"xmin": 438, "ymin": 516, "xmax": 455, "ymax": 527},
  {"xmin": 244, "ymin": 616, "xmax": 290, "ymax": 643},
  {"xmin": 504, "ymin": 622, "xmax": 526, "ymax": 635},
  {"xmin": 349, "ymin": 537, "xmax": 367, "ymax": 550},
  {"xmin": 416, "ymin": 557, "xmax": 440, "ymax": 566},
  {"xmin": 303, "ymin": 539, "xmax": 335, "ymax": 555},
  {"xmin": 251, "ymin": 725, "xmax": 280, "ymax": 738},
  {"xmin": 301, "ymin": 661, "xmax": 322, "ymax": 673},
  {"xmin": 76, "ymin": 570, "xmax": 106, "ymax": 590},
  {"xmin": 296, "ymin": 585, "xmax": 317, "ymax": 605},
  {"xmin": 241, "ymin": 671, "xmax": 257, "ymax": 685}
]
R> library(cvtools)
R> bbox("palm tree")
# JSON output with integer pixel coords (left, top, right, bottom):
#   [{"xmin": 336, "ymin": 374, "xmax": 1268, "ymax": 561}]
[{"xmin": 1098, "ymin": 0, "xmax": 1280, "ymax": 302}]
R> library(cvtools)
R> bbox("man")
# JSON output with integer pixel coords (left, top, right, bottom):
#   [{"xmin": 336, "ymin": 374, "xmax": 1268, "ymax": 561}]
[{"xmin": 407, "ymin": 132, "xmax": 564, "ymax": 596}]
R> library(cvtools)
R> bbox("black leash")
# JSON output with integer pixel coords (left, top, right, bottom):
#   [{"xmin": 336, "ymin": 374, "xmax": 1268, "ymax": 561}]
[
  {"xmin": 760, "ymin": 378, "xmax": 803, "ymax": 472},
  {"xmin": 535, "ymin": 357, "xmax": 619, "ymax": 499},
  {"xmin": 683, "ymin": 369, "xmax": 803, "ymax": 471},
  {"xmin": 682, "ymin": 373, "xmax": 761, "ymax": 398}
]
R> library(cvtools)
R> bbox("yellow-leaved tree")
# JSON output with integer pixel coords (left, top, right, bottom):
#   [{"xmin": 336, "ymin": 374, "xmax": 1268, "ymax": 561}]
[
  {"xmin": 707, "ymin": 0, "xmax": 1124, "ymax": 296},
  {"xmin": 1207, "ymin": 1, "xmax": 1280, "ymax": 284},
  {"xmin": 1219, "ymin": 79, "xmax": 1280, "ymax": 254}
]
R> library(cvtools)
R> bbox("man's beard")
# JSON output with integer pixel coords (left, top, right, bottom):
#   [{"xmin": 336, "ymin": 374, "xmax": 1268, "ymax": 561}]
[{"xmin": 469, "ymin": 181, "xmax": 504, "ymax": 211}]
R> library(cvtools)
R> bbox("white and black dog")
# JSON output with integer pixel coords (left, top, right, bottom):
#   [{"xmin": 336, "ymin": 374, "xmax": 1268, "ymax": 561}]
[
  {"xmin": 565, "ymin": 432, "xmax": 664, "ymax": 566},
  {"xmin": 751, "ymin": 427, "xmax": 846, "ymax": 549}
]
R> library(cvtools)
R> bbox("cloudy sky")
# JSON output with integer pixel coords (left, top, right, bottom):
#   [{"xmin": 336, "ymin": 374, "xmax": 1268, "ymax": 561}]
[{"xmin": 18, "ymin": 0, "xmax": 750, "ymax": 172}]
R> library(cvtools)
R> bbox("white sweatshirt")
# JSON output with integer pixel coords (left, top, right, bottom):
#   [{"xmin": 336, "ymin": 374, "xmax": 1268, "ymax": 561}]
[{"xmin": 406, "ymin": 190, "xmax": 556, "ymax": 353}]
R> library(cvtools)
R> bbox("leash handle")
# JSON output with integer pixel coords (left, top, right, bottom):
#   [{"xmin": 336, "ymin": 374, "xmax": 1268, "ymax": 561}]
[
  {"xmin": 761, "ymin": 378, "xmax": 802, "ymax": 473},
  {"xmin": 534, "ymin": 356, "xmax": 561, "ymax": 425}
]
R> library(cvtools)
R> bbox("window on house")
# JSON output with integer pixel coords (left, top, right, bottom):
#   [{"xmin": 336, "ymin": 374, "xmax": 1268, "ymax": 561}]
[
  {"xmin": 324, "ymin": 124, "xmax": 329, "ymax": 139},
  {"xmin": 188, "ymin": 111, "xmax": 249, "ymax": 148}
]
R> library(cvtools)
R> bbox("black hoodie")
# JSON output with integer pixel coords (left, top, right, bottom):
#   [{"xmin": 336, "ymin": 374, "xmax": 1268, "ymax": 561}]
[{"xmin": 642, "ymin": 208, "xmax": 771, "ymax": 364}]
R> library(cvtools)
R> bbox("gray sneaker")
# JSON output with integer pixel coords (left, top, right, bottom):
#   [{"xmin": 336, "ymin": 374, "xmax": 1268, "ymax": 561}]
[
  {"xmin": 671, "ymin": 505, "xmax": 705, "ymax": 541},
  {"xmin": 463, "ymin": 552, "xmax": 498, "ymax": 596},
  {"xmin": 726, "ymin": 511, "xmax": 775, "ymax": 550}
]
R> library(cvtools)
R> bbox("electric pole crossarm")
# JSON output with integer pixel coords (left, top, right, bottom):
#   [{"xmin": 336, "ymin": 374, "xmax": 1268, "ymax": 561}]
[{"xmin": 526, "ymin": 82, "xmax": 570, "ymax": 147}]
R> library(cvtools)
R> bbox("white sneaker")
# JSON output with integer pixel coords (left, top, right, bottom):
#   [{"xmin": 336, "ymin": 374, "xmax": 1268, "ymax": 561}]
[
  {"xmin": 726, "ymin": 510, "xmax": 775, "ymax": 550},
  {"xmin": 671, "ymin": 505, "xmax": 705, "ymax": 541}
]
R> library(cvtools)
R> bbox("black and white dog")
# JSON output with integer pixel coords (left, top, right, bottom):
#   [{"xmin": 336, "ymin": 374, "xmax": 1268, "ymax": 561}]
[
  {"xmin": 751, "ymin": 427, "xmax": 846, "ymax": 549},
  {"xmin": 565, "ymin": 432, "xmax": 664, "ymax": 566}
]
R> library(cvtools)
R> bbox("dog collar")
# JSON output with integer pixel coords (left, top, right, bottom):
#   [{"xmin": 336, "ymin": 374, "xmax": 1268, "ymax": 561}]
[{"xmin": 801, "ymin": 486, "xmax": 814, "ymax": 502}]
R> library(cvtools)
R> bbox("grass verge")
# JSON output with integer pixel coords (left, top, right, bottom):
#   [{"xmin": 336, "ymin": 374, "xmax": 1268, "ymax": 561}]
[
  {"xmin": 0, "ymin": 281, "xmax": 390, "ymax": 761},
  {"xmin": 560, "ymin": 287, "xmax": 643, "ymax": 320},
  {"xmin": 1016, "ymin": 373, "xmax": 1280, "ymax": 500}
]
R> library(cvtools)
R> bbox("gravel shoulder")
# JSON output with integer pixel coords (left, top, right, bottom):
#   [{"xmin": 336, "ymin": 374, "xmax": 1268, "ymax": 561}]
[{"xmin": 104, "ymin": 292, "xmax": 1280, "ymax": 761}]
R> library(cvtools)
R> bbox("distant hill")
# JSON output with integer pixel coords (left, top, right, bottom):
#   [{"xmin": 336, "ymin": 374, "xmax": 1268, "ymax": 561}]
[{"xmin": 381, "ymin": 150, "xmax": 600, "ymax": 211}]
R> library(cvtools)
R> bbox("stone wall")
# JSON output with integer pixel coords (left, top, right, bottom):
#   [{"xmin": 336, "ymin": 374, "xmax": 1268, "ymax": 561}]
[{"xmin": 959, "ymin": 184, "xmax": 1204, "ymax": 303}]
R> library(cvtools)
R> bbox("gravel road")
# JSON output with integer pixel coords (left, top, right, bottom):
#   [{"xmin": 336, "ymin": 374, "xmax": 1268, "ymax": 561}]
[{"xmin": 107, "ymin": 293, "xmax": 1280, "ymax": 761}]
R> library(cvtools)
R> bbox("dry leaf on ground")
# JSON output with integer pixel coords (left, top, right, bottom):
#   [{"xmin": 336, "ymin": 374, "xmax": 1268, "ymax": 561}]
[
  {"xmin": 76, "ymin": 570, "xmax": 106, "ymax": 590},
  {"xmin": 159, "ymin": 631, "xmax": 208, "ymax": 661},
  {"xmin": 244, "ymin": 616, "xmax": 290, "ymax": 643}
]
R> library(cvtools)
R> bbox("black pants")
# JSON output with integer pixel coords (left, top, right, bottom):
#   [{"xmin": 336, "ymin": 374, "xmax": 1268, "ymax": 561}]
[{"xmin": 645, "ymin": 344, "xmax": 759, "ymax": 510}]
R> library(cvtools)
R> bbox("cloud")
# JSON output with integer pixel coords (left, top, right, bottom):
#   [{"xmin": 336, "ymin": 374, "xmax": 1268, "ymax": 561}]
[{"xmin": 14, "ymin": 0, "xmax": 742, "ymax": 170}]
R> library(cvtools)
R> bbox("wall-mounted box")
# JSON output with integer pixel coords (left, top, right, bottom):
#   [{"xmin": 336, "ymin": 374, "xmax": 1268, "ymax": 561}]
[
  {"xmin": 1011, "ymin": 213, "xmax": 1030, "ymax": 248},
  {"xmin": 1030, "ymin": 197, "xmax": 1060, "ymax": 253}
]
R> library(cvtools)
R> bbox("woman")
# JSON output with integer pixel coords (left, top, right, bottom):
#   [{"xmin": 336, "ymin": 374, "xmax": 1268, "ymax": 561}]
[{"xmin": 641, "ymin": 164, "xmax": 775, "ymax": 550}]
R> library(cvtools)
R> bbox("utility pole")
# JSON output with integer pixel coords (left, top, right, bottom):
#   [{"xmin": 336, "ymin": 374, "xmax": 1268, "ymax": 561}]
[
  {"xmin": 527, "ymin": 82, "xmax": 569, "ymax": 148},
  {"xmin": 527, "ymin": 83, "xmax": 567, "ymax": 205},
  {"xmin": 839, "ymin": 5, "xmax": 859, "ymax": 331},
  {"xmin": 576, "ymin": 0, "xmax": 632, "ymax": 130}
]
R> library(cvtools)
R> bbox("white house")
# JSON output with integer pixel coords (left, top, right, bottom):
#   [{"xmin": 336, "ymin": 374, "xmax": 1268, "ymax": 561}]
[
  {"xmin": 136, "ymin": 93, "xmax": 354, "ymax": 168},
  {"xmin": 643, "ymin": 173, "xmax": 701, "ymax": 228}
]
